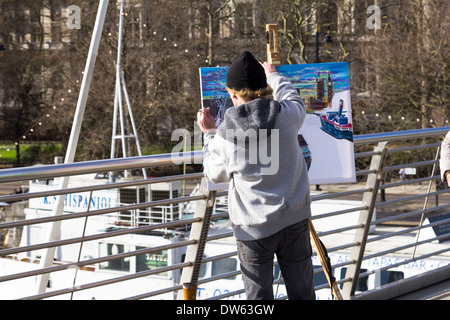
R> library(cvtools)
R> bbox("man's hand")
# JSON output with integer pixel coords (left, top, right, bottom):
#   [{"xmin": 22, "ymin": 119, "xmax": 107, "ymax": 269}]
[
  {"xmin": 197, "ymin": 107, "xmax": 216, "ymax": 133},
  {"xmin": 261, "ymin": 61, "xmax": 277, "ymax": 78}
]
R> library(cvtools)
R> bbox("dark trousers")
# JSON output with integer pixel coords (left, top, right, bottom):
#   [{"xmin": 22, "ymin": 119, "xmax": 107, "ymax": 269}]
[{"xmin": 236, "ymin": 219, "xmax": 315, "ymax": 300}]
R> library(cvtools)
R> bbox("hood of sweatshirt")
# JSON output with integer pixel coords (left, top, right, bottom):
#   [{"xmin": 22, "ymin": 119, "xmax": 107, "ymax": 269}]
[{"xmin": 217, "ymin": 97, "xmax": 280, "ymax": 143}]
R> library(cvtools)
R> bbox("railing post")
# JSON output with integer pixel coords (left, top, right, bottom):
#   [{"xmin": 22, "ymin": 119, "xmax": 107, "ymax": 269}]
[
  {"xmin": 342, "ymin": 141, "xmax": 388, "ymax": 299},
  {"xmin": 177, "ymin": 178, "xmax": 216, "ymax": 300},
  {"xmin": 34, "ymin": 0, "xmax": 110, "ymax": 295}
]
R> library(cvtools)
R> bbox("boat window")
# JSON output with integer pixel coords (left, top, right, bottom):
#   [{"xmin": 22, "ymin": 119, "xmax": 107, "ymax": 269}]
[
  {"xmin": 136, "ymin": 247, "xmax": 168, "ymax": 277},
  {"xmin": 340, "ymin": 268, "xmax": 368, "ymax": 292},
  {"xmin": 273, "ymin": 265, "xmax": 281, "ymax": 280},
  {"xmin": 211, "ymin": 258, "xmax": 237, "ymax": 280},
  {"xmin": 380, "ymin": 270, "xmax": 404, "ymax": 286},
  {"xmin": 313, "ymin": 265, "xmax": 328, "ymax": 287},
  {"xmin": 99, "ymin": 243, "xmax": 130, "ymax": 272},
  {"xmin": 276, "ymin": 265, "xmax": 333, "ymax": 288}
]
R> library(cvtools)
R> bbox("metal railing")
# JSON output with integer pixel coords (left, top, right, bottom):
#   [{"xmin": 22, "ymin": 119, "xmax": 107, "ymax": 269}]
[{"xmin": 0, "ymin": 127, "xmax": 449, "ymax": 300}]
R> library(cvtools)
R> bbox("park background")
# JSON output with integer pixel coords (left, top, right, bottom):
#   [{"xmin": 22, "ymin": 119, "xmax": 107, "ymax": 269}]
[{"xmin": 0, "ymin": 0, "xmax": 448, "ymax": 182}]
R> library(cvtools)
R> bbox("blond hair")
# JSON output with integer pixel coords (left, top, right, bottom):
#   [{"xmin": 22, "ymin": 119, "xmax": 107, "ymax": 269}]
[{"xmin": 226, "ymin": 86, "xmax": 273, "ymax": 101}]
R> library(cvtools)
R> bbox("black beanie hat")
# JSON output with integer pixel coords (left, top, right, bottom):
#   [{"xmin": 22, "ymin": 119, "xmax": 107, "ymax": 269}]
[{"xmin": 226, "ymin": 51, "xmax": 268, "ymax": 91}]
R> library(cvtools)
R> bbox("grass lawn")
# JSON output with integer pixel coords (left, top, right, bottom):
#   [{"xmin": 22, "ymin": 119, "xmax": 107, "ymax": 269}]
[
  {"xmin": 0, "ymin": 141, "xmax": 63, "ymax": 165},
  {"xmin": 0, "ymin": 144, "xmax": 16, "ymax": 162}
]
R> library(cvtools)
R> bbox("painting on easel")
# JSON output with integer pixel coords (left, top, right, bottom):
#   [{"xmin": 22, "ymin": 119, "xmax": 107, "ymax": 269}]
[{"xmin": 199, "ymin": 62, "xmax": 355, "ymax": 185}]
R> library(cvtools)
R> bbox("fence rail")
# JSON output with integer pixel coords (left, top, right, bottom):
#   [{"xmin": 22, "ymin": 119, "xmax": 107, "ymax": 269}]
[{"xmin": 0, "ymin": 127, "xmax": 449, "ymax": 300}]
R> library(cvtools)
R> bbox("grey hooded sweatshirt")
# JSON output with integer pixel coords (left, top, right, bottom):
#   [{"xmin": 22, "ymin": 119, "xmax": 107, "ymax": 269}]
[{"xmin": 202, "ymin": 72, "xmax": 311, "ymax": 241}]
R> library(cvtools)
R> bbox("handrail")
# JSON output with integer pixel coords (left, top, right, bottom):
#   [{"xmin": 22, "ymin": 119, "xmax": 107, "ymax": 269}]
[
  {"xmin": 0, "ymin": 127, "xmax": 448, "ymax": 184},
  {"xmin": 353, "ymin": 126, "xmax": 450, "ymax": 145},
  {"xmin": 0, "ymin": 127, "xmax": 449, "ymax": 301},
  {"xmin": 0, "ymin": 151, "xmax": 203, "ymax": 183},
  {"xmin": 0, "ymin": 172, "xmax": 204, "ymax": 203}
]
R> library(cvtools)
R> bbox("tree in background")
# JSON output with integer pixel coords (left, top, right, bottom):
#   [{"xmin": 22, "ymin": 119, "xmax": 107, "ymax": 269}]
[
  {"xmin": 0, "ymin": 0, "xmax": 274, "ymax": 162},
  {"xmin": 1, "ymin": 0, "xmax": 449, "ymax": 165},
  {"xmin": 358, "ymin": 0, "xmax": 450, "ymax": 131}
]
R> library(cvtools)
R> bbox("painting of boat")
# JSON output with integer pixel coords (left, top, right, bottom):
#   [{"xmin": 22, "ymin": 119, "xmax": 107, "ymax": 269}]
[{"xmin": 320, "ymin": 100, "xmax": 353, "ymax": 142}]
